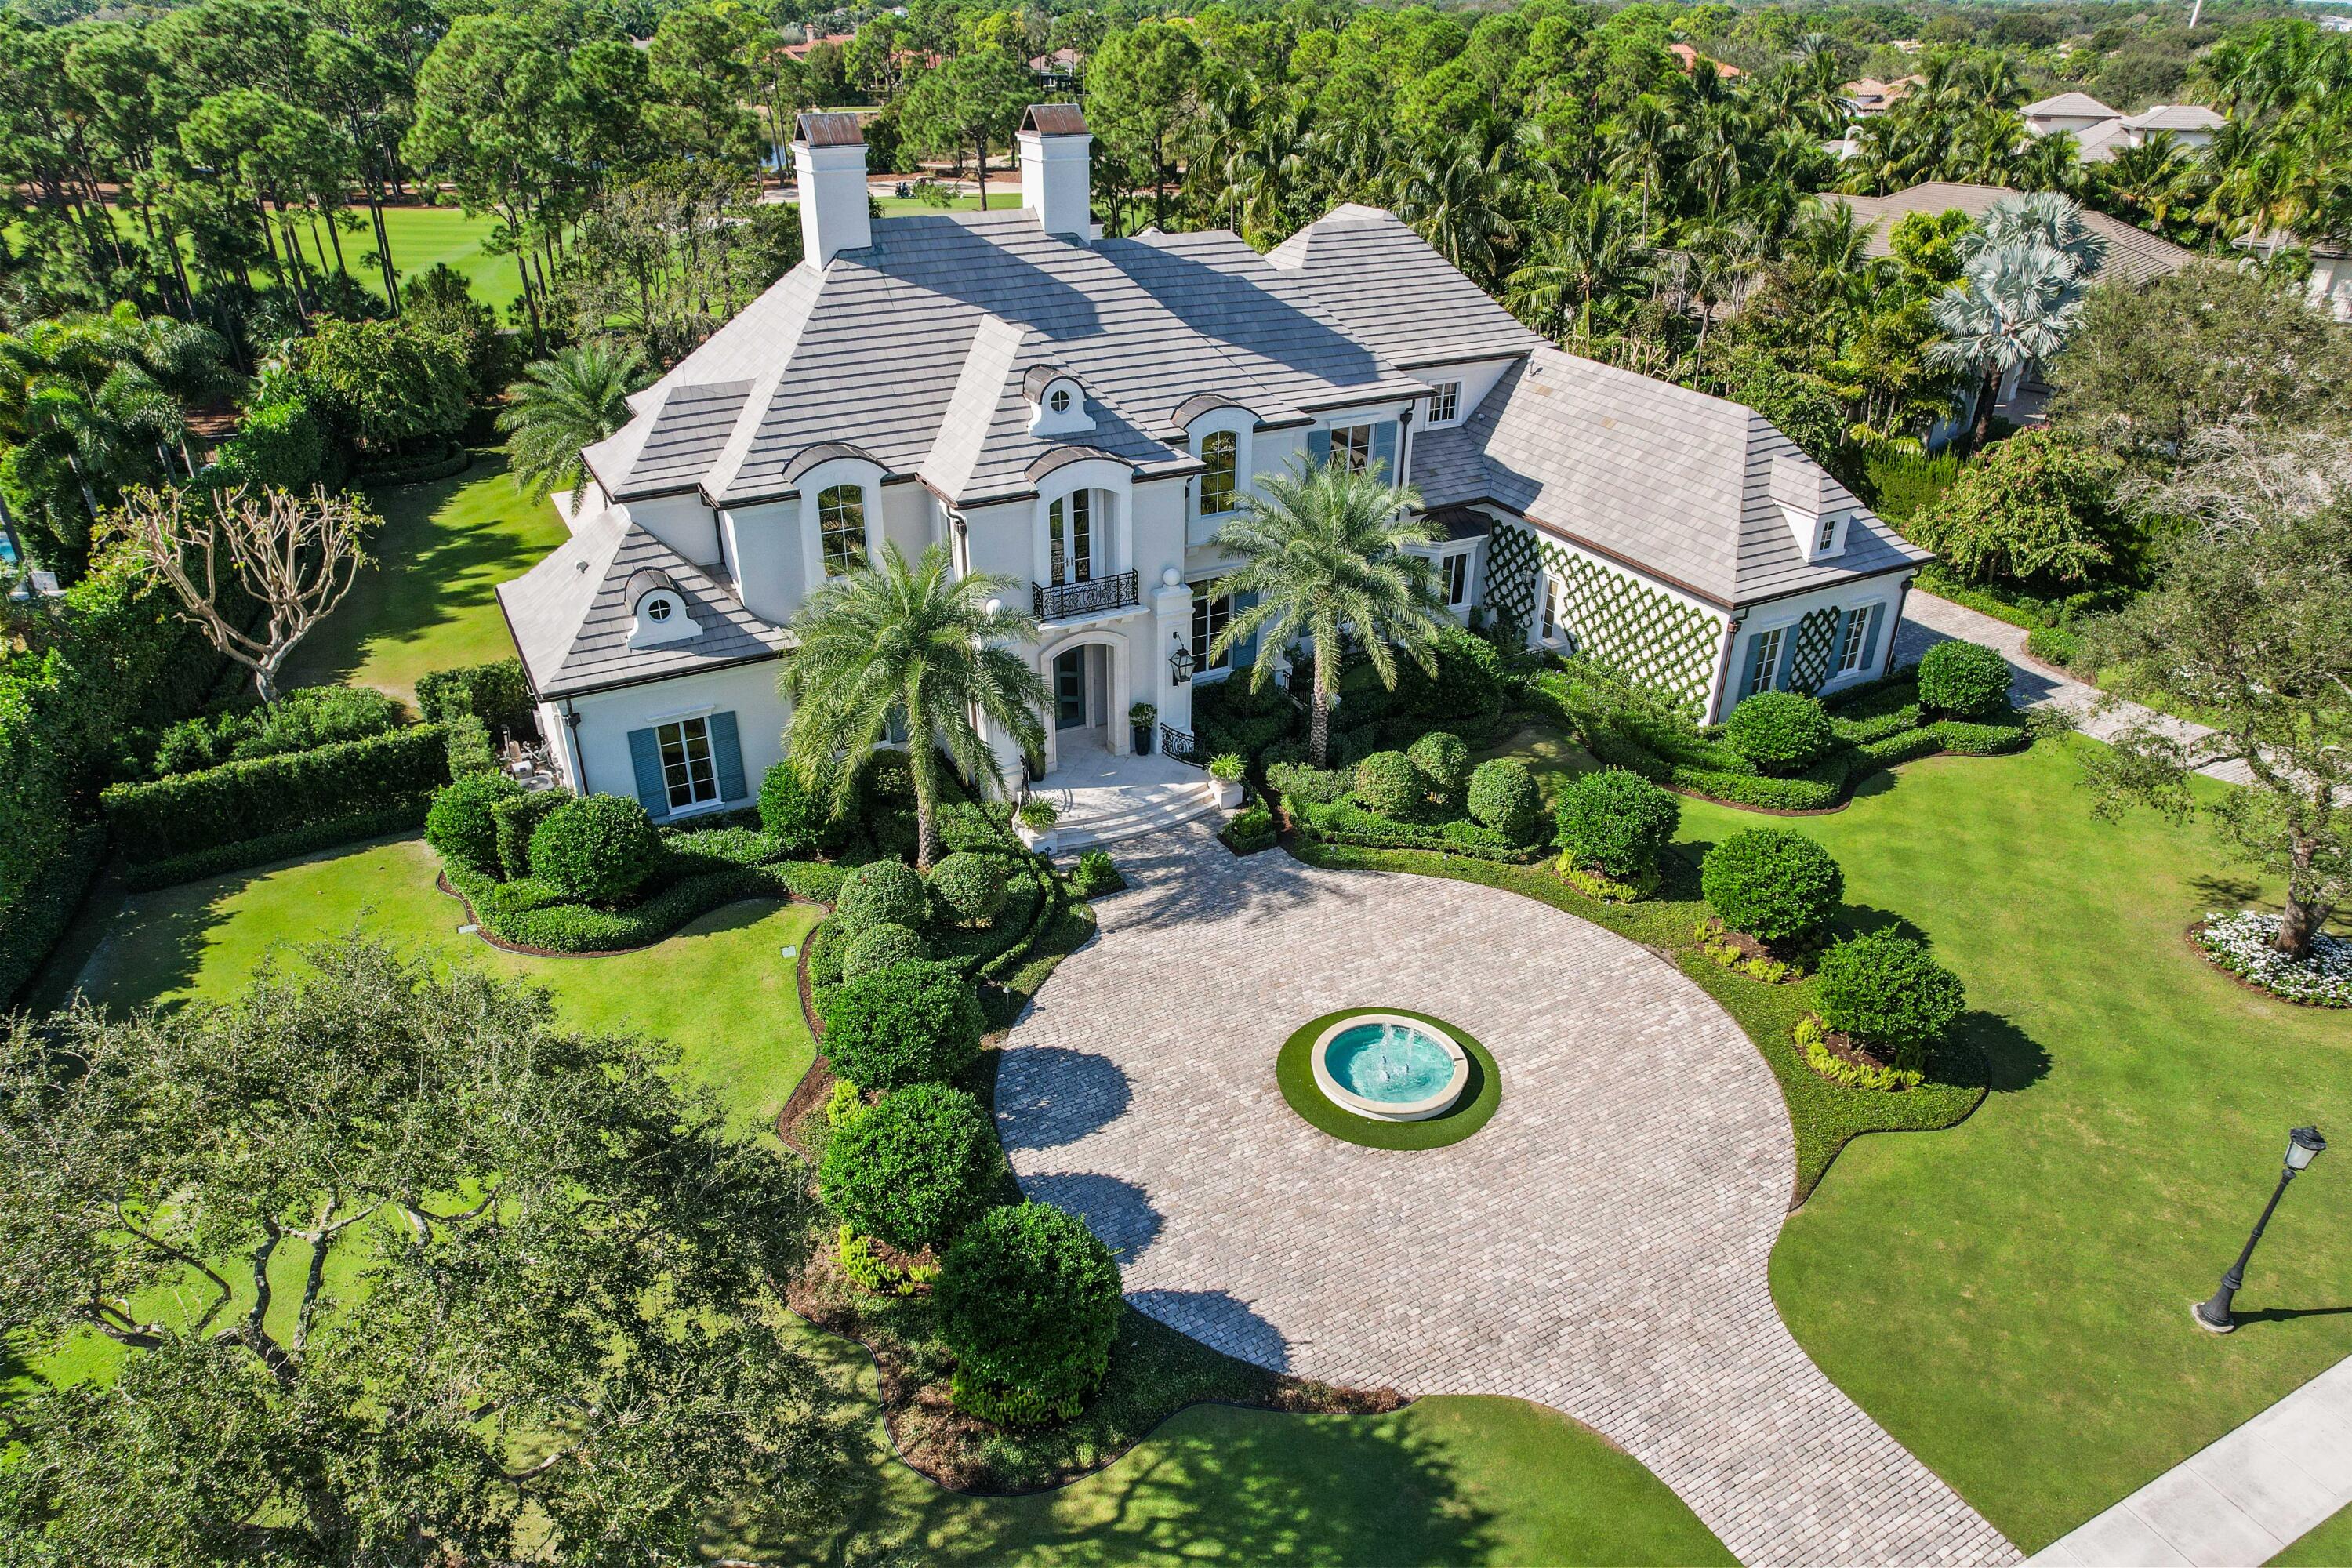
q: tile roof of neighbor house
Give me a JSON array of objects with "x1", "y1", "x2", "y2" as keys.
[
  {"x1": 2122, "y1": 103, "x2": 2227, "y2": 132},
  {"x1": 1264, "y1": 205, "x2": 1545, "y2": 368},
  {"x1": 2072, "y1": 118, "x2": 2136, "y2": 164},
  {"x1": 583, "y1": 206, "x2": 1433, "y2": 509},
  {"x1": 1668, "y1": 42, "x2": 1742, "y2": 77},
  {"x1": 1411, "y1": 349, "x2": 1929, "y2": 608},
  {"x1": 1818, "y1": 182, "x2": 2196, "y2": 285},
  {"x1": 498, "y1": 508, "x2": 790, "y2": 699},
  {"x1": 2023, "y1": 91, "x2": 2120, "y2": 120}
]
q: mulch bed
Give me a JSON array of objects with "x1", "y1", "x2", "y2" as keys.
[{"x1": 1809, "y1": 1022, "x2": 1898, "y2": 1076}]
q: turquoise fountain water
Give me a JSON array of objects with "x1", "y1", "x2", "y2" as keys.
[{"x1": 1323, "y1": 1018, "x2": 1457, "y2": 1105}]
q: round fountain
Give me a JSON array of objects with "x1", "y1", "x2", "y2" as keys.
[{"x1": 1309, "y1": 1012, "x2": 1471, "y2": 1122}]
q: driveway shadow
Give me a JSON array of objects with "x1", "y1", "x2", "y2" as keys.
[
  {"x1": 1129, "y1": 1287, "x2": 1294, "y2": 1373},
  {"x1": 1022, "y1": 1171, "x2": 1164, "y2": 1265},
  {"x1": 1098, "y1": 829, "x2": 1323, "y2": 935},
  {"x1": 995, "y1": 1046, "x2": 1133, "y2": 1150}
]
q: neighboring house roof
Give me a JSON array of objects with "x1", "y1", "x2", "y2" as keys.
[
  {"x1": 2022, "y1": 91, "x2": 2119, "y2": 121},
  {"x1": 589, "y1": 207, "x2": 1431, "y2": 509},
  {"x1": 497, "y1": 508, "x2": 790, "y2": 699},
  {"x1": 1819, "y1": 183, "x2": 2196, "y2": 285},
  {"x1": 1668, "y1": 42, "x2": 1742, "y2": 77},
  {"x1": 2122, "y1": 103, "x2": 2226, "y2": 132},
  {"x1": 1411, "y1": 349, "x2": 1929, "y2": 608},
  {"x1": 1842, "y1": 75, "x2": 1923, "y2": 111},
  {"x1": 2072, "y1": 118, "x2": 2135, "y2": 164},
  {"x1": 1265, "y1": 205, "x2": 1545, "y2": 369}
]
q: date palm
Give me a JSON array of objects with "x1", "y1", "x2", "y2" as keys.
[
  {"x1": 1207, "y1": 456, "x2": 1450, "y2": 768},
  {"x1": 1505, "y1": 184, "x2": 1653, "y2": 350},
  {"x1": 782, "y1": 542, "x2": 1049, "y2": 869},
  {"x1": 497, "y1": 339, "x2": 646, "y2": 502}
]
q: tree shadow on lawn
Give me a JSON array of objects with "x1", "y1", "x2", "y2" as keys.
[{"x1": 1950, "y1": 1009, "x2": 2052, "y2": 1095}]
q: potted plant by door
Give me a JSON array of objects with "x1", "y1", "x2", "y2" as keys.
[
  {"x1": 1129, "y1": 702, "x2": 1157, "y2": 755},
  {"x1": 1016, "y1": 797, "x2": 1060, "y2": 855},
  {"x1": 1207, "y1": 752, "x2": 1246, "y2": 808}
]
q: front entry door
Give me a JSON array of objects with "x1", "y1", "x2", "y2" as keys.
[{"x1": 1054, "y1": 648, "x2": 1087, "y2": 730}]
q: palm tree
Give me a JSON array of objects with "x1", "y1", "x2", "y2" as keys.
[
  {"x1": 1207, "y1": 456, "x2": 1452, "y2": 768},
  {"x1": 1392, "y1": 138, "x2": 1514, "y2": 288},
  {"x1": 2100, "y1": 132, "x2": 2191, "y2": 228},
  {"x1": 1505, "y1": 184, "x2": 1653, "y2": 350},
  {"x1": 1604, "y1": 95, "x2": 1680, "y2": 230},
  {"x1": 1928, "y1": 198, "x2": 2105, "y2": 454},
  {"x1": 782, "y1": 542, "x2": 1049, "y2": 869},
  {"x1": 497, "y1": 340, "x2": 646, "y2": 501}
]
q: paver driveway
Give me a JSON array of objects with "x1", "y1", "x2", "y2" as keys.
[{"x1": 996, "y1": 824, "x2": 2017, "y2": 1568}]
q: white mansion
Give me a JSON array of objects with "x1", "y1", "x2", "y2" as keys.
[{"x1": 498, "y1": 106, "x2": 1929, "y2": 822}]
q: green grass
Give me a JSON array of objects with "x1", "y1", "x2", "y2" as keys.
[
  {"x1": 873, "y1": 190, "x2": 1025, "y2": 216},
  {"x1": 372, "y1": 205, "x2": 524, "y2": 307},
  {"x1": 278, "y1": 454, "x2": 568, "y2": 706},
  {"x1": 2274, "y1": 1501, "x2": 2352, "y2": 1565},
  {"x1": 1275, "y1": 1007, "x2": 1503, "y2": 1150},
  {"x1": 1756, "y1": 739, "x2": 2352, "y2": 1551}
]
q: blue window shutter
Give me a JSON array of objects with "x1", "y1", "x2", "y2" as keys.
[
  {"x1": 708, "y1": 710, "x2": 746, "y2": 801},
  {"x1": 1860, "y1": 603, "x2": 1886, "y2": 670},
  {"x1": 1233, "y1": 590, "x2": 1258, "y2": 667},
  {"x1": 1371, "y1": 421, "x2": 1399, "y2": 482},
  {"x1": 627, "y1": 727, "x2": 670, "y2": 818},
  {"x1": 1738, "y1": 632, "x2": 1769, "y2": 700},
  {"x1": 1773, "y1": 631, "x2": 1798, "y2": 691},
  {"x1": 1308, "y1": 427, "x2": 1330, "y2": 469}
]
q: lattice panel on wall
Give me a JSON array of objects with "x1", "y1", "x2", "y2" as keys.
[
  {"x1": 1483, "y1": 522, "x2": 1726, "y2": 712},
  {"x1": 1784, "y1": 605, "x2": 1844, "y2": 695}
]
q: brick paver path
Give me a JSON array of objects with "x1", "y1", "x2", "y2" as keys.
[{"x1": 996, "y1": 826, "x2": 2019, "y2": 1568}]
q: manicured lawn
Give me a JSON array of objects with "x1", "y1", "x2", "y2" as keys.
[
  {"x1": 1753, "y1": 740, "x2": 2352, "y2": 1550},
  {"x1": 873, "y1": 190, "x2": 1025, "y2": 216},
  {"x1": 372, "y1": 205, "x2": 524, "y2": 307},
  {"x1": 2273, "y1": 1500, "x2": 2352, "y2": 1565},
  {"x1": 278, "y1": 454, "x2": 568, "y2": 706}
]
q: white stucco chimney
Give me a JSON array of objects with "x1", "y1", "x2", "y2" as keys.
[
  {"x1": 793, "y1": 111, "x2": 871, "y2": 266},
  {"x1": 1017, "y1": 103, "x2": 1094, "y2": 240}
]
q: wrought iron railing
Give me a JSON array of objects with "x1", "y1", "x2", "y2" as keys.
[
  {"x1": 1160, "y1": 724, "x2": 1200, "y2": 766},
  {"x1": 1033, "y1": 569, "x2": 1139, "y2": 622}
]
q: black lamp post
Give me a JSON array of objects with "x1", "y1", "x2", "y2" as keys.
[{"x1": 2195, "y1": 1126, "x2": 2326, "y2": 1334}]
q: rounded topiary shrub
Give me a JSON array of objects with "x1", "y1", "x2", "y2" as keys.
[
  {"x1": 1817, "y1": 927, "x2": 1966, "y2": 1066},
  {"x1": 527, "y1": 793, "x2": 662, "y2": 903},
  {"x1": 835, "y1": 858, "x2": 927, "y2": 935},
  {"x1": 820, "y1": 960, "x2": 985, "y2": 1091},
  {"x1": 1554, "y1": 768, "x2": 1681, "y2": 884},
  {"x1": 927, "y1": 852, "x2": 1008, "y2": 928},
  {"x1": 1723, "y1": 691, "x2": 1835, "y2": 775},
  {"x1": 425, "y1": 771, "x2": 522, "y2": 877},
  {"x1": 1466, "y1": 758, "x2": 1540, "y2": 844},
  {"x1": 1915, "y1": 640, "x2": 2012, "y2": 717},
  {"x1": 817, "y1": 1083, "x2": 1004, "y2": 1253},
  {"x1": 1406, "y1": 731, "x2": 1471, "y2": 804},
  {"x1": 758, "y1": 760, "x2": 829, "y2": 855},
  {"x1": 936, "y1": 1201, "x2": 1123, "y2": 1426},
  {"x1": 843, "y1": 921, "x2": 930, "y2": 981},
  {"x1": 1353, "y1": 750, "x2": 1423, "y2": 818},
  {"x1": 1699, "y1": 828, "x2": 1845, "y2": 944}
]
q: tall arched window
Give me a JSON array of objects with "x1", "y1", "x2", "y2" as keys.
[
  {"x1": 1199, "y1": 430, "x2": 1238, "y2": 516},
  {"x1": 818, "y1": 485, "x2": 866, "y2": 577},
  {"x1": 1047, "y1": 490, "x2": 1092, "y2": 586}
]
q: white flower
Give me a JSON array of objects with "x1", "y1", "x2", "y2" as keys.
[{"x1": 2194, "y1": 912, "x2": 2352, "y2": 1007}]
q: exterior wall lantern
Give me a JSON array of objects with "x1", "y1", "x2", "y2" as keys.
[{"x1": 1169, "y1": 636, "x2": 1194, "y2": 686}]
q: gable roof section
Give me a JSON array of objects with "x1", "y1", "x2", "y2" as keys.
[
  {"x1": 1411, "y1": 349, "x2": 1928, "y2": 608},
  {"x1": 2122, "y1": 103, "x2": 2225, "y2": 132},
  {"x1": 1265, "y1": 205, "x2": 1544, "y2": 369},
  {"x1": 498, "y1": 509, "x2": 789, "y2": 699},
  {"x1": 1817, "y1": 183, "x2": 2195, "y2": 285},
  {"x1": 2023, "y1": 91, "x2": 2118, "y2": 120}
]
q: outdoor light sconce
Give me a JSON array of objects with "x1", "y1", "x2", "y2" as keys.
[
  {"x1": 1169, "y1": 637, "x2": 1193, "y2": 686},
  {"x1": 2195, "y1": 1125, "x2": 2327, "y2": 1334}
]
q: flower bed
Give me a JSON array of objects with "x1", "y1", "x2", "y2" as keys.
[
  {"x1": 1796, "y1": 1013, "x2": 1923, "y2": 1092},
  {"x1": 2194, "y1": 913, "x2": 2352, "y2": 1007},
  {"x1": 1694, "y1": 916, "x2": 1811, "y2": 983}
]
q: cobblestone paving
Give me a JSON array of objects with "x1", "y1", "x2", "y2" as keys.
[{"x1": 996, "y1": 825, "x2": 2019, "y2": 1568}]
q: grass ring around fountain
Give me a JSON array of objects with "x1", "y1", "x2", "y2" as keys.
[{"x1": 1276, "y1": 1007, "x2": 1501, "y2": 1151}]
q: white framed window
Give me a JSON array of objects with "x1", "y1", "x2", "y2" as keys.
[
  {"x1": 656, "y1": 717, "x2": 720, "y2": 810},
  {"x1": 1836, "y1": 608, "x2": 1869, "y2": 672},
  {"x1": 1537, "y1": 573, "x2": 1568, "y2": 644},
  {"x1": 1049, "y1": 387, "x2": 1071, "y2": 413},
  {"x1": 1330, "y1": 423, "x2": 1374, "y2": 474},
  {"x1": 1199, "y1": 430, "x2": 1238, "y2": 516},
  {"x1": 1048, "y1": 490, "x2": 1093, "y2": 585},
  {"x1": 1442, "y1": 551, "x2": 1470, "y2": 608},
  {"x1": 1743, "y1": 626, "x2": 1785, "y2": 699},
  {"x1": 818, "y1": 485, "x2": 866, "y2": 577},
  {"x1": 1816, "y1": 514, "x2": 1838, "y2": 554},
  {"x1": 1428, "y1": 381, "x2": 1461, "y2": 424},
  {"x1": 1192, "y1": 586, "x2": 1231, "y2": 672}
]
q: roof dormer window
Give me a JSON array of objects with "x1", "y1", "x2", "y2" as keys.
[
  {"x1": 1025, "y1": 365, "x2": 1093, "y2": 436},
  {"x1": 626, "y1": 568, "x2": 699, "y2": 648},
  {"x1": 1770, "y1": 452, "x2": 1846, "y2": 563}
]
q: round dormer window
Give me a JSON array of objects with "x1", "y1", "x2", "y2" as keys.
[
  {"x1": 1050, "y1": 387, "x2": 1072, "y2": 413},
  {"x1": 647, "y1": 596, "x2": 672, "y2": 622}
]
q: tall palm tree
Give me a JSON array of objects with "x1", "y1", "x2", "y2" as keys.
[
  {"x1": 1505, "y1": 184, "x2": 1653, "y2": 350},
  {"x1": 1928, "y1": 227, "x2": 2100, "y2": 454},
  {"x1": 782, "y1": 542, "x2": 1049, "y2": 869},
  {"x1": 497, "y1": 340, "x2": 647, "y2": 501},
  {"x1": 1392, "y1": 138, "x2": 1514, "y2": 288},
  {"x1": 1604, "y1": 94, "x2": 1680, "y2": 230},
  {"x1": 2100, "y1": 132, "x2": 2191, "y2": 228},
  {"x1": 1207, "y1": 456, "x2": 1451, "y2": 768}
]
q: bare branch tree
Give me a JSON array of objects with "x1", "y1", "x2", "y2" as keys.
[{"x1": 114, "y1": 484, "x2": 376, "y2": 703}]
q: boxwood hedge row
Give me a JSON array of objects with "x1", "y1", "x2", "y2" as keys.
[{"x1": 101, "y1": 724, "x2": 453, "y2": 866}]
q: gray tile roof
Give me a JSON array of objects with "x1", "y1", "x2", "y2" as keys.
[
  {"x1": 2023, "y1": 92, "x2": 2118, "y2": 119},
  {"x1": 593, "y1": 209, "x2": 1428, "y2": 510},
  {"x1": 1820, "y1": 183, "x2": 2195, "y2": 285},
  {"x1": 1265, "y1": 205, "x2": 1546, "y2": 368},
  {"x1": 497, "y1": 508, "x2": 789, "y2": 699},
  {"x1": 1411, "y1": 349, "x2": 1929, "y2": 608},
  {"x1": 2122, "y1": 103, "x2": 2225, "y2": 132}
]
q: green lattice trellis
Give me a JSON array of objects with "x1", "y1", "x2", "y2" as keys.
[
  {"x1": 1484, "y1": 522, "x2": 1726, "y2": 712},
  {"x1": 1783, "y1": 605, "x2": 1843, "y2": 695}
]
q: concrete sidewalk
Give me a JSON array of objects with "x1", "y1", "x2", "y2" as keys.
[{"x1": 2029, "y1": 1355, "x2": 2352, "y2": 1566}]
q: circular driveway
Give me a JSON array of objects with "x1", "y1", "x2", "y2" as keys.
[{"x1": 996, "y1": 824, "x2": 2014, "y2": 1568}]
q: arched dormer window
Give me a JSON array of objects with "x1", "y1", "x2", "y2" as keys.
[
  {"x1": 1025, "y1": 365, "x2": 1092, "y2": 437},
  {"x1": 818, "y1": 485, "x2": 866, "y2": 576},
  {"x1": 1199, "y1": 430, "x2": 1238, "y2": 517},
  {"x1": 626, "y1": 568, "x2": 698, "y2": 648}
]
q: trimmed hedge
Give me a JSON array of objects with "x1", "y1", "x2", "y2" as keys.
[
  {"x1": 1722, "y1": 691, "x2": 1834, "y2": 774},
  {"x1": 1817, "y1": 927, "x2": 1966, "y2": 1067},
  {"x1": 414, "y1": 658, "x2": 535, "y2": 739},
  {"x1": 1554, "y1": 768, "x2": 1679, "y2": 885},
  {"x1": 102, "y1": 724, "x2": 452, "y2": 866},
  {"x1": 818, "y1": 958, "x2": 986, "y2": 1091},
  {"x1": 2024, "y1": 625, "x2": 2082, "y2": 669},
  {"x1": 425, "y1": 771, "x2": 521, "y2": 877},
  {"x1": 122, "y1": 797, "x2": 436, "y2": 892},
  {"x1": 448, "y1": 855, "x2": 840, "y2": 952},
  {"x1": 0, "y1": 826, "x2": 104, "y2": 1002},
  {"x1": 837, "y1": 858, "x2": 928, "y2": 934},
  {"x1": 1916, "y1": 640, "x2": 2013, "y2": 717},
  {"x1": 1289, "y1": 797, "x2": 1541, "y2": 862},
  {"x1": 928, "y1": 851, "x2": 1008, "y2": 927},
  {"x1": 1466, "y1": 758, "x2": 1540, "y2": 842},
  {"x1": 1353, "y1": 750, "x2": 1423, "y2": 818},
  {"x1": 844, "y1": 921, "x2": 930, "y2": 981},
  {"x1": 528, "y1": 793, "x2": 662, "y2": 902},
  {"x1": 1406, "y1": 731, "x2": 1471, "y2": 804},
  {"x1": 818, "y1": 1082, "x2": 1004, "y2": 1253},
  {"x1": 1700, "y1": 829, "x2": 1845, "y2": 944},
  {"x1": 937, "y1": 1201, "x2": 1124, "y2": 1426}
]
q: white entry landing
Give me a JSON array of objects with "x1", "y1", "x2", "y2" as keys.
[{"x1": 1033, "y1": 732, "x2": 1226, "y2": 851}]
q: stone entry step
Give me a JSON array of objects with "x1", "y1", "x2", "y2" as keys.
[{"x1": 1051, "y1": 778, "x2": 1224, "y2": 850}]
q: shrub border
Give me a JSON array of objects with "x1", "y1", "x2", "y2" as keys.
[{"x1": 122, "y1": 797, "x2": 437, "y2": 892}]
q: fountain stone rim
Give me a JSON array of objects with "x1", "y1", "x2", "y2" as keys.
[{"x1": 1308, "y1": 1011, "x2": 1471, "y2": 1123}]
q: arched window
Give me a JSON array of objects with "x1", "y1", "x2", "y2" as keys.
[
  {"x1": 1199, "y1": 430, "x2": 1238, "y2": 517},
  {"x1": 818, "y1": 485, "x2": 866, "y2": 577},
  {"x1": 1047, "y1": 490, "x2": 1092, "y2": 586}
]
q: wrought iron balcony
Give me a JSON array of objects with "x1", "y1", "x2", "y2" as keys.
[{"x1": 1032, "y1": 569, "x2": 1139, "y2": 622}]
